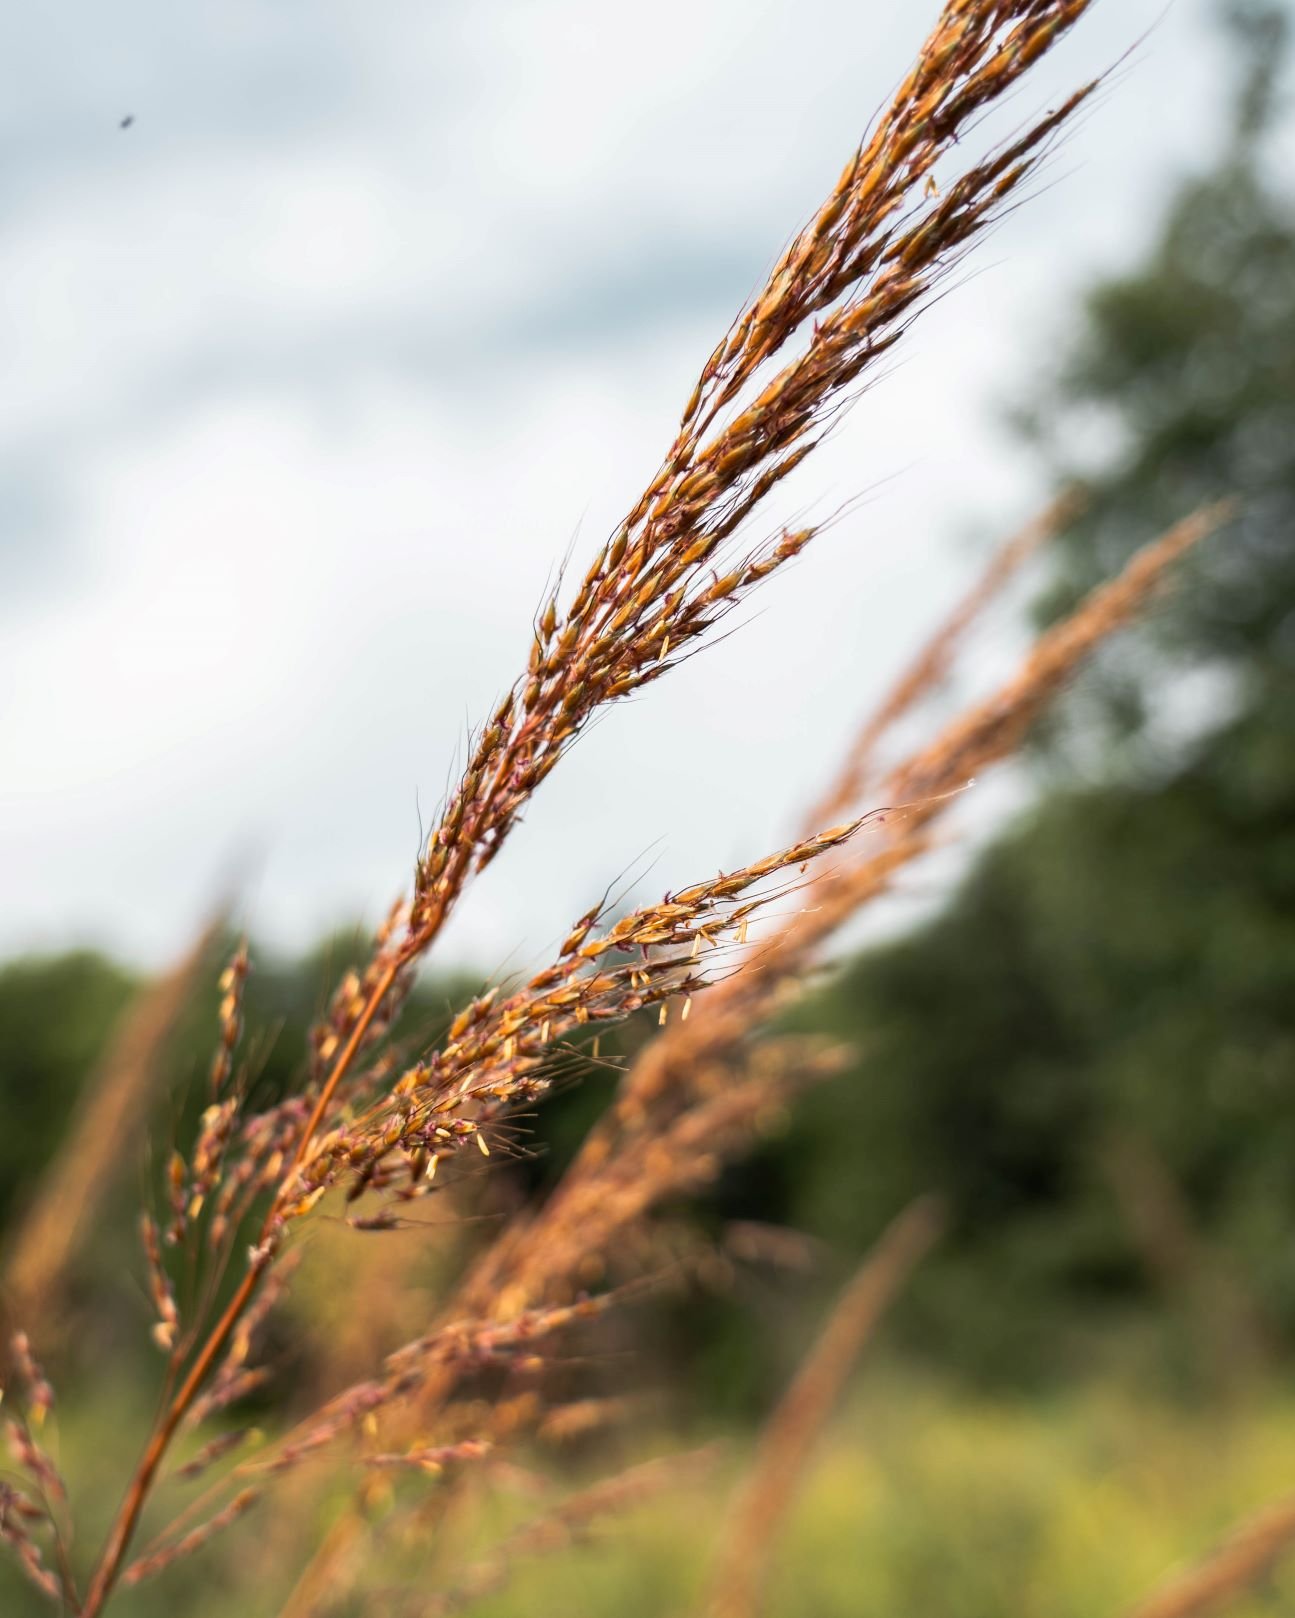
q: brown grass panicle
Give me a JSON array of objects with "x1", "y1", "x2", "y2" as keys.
[
  {"x1": 0, "y1": 4, "x2": 1196, "y2": 1615},
  {"x1": 292, "y1": 0, "x2": 1104, "y2": 1175},
  {"x1": 289, "y1": 806, "x2": 892, "y2": 1228},
  {"x1": 704, "y1": 1197, "x2": 946, "y2": 1618},
  {"x1": 260, "y1": 498, "x2": 1226, "y2": 1618},
  {"x1": 447, "y1": 505, "x2": 1228, "y2": 1335}
]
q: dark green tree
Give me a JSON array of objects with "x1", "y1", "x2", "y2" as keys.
[{"x1": 0, "y1": 952, "x2": 137, "y2": 1230}]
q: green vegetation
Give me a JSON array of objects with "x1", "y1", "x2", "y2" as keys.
[{"x1": 5, "y1": 1370, "x2": 1295, "y2": 1617}]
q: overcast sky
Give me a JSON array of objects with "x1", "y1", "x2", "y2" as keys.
[{"x1": 0, "y1": 1, "x2": 1258, "y2": 974}]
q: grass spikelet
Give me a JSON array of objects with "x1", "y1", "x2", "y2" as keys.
[
  {"x1": 140, "y1": 1214, "x2": 179, "y2": 1355},
  {"x1": 0, "y1": 1482, "x2": 63, "y2": 1604},
  {"x1": 8, "y1": 1333, "x2": 54, "y2": 1431},
  {"x1": 5, "y1": 1418, "x2": 67, "y2": 1508}
]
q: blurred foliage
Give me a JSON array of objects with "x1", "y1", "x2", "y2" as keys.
[
  {"x1": 0, "y1": 951, "x2": 136, "y2": 1228},
  {"x1": 5, "y1": 1370, "x2": 1295, "y2": 1617},
  {"x1": 1024, "y1": 4, "x2": 1295, "y2": 757},
  {"x1": 756, "y1": 1, "x2": 1295, "y2": 1386}
]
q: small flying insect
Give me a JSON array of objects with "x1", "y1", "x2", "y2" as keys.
[{"x1": 119, "y1": 115, "x2": 134, "y2": 130}]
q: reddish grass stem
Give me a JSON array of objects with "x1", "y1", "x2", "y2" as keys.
[
  {"x1": 80, "y1": 961, "x2": 400, "y2": 1618},
  {"x1": 80, "y1": 1263, "x2": 260, "y2": 1618}
]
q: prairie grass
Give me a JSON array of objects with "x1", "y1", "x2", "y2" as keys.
[{"x1": 0, "y1": 3, "x2": 1267, "y2": 1616}]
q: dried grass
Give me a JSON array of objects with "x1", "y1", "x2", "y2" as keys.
[
  {"x1": 703, "y1": 1197, "x2": 945, "y2": 1618},
  {"x1": 0, "y1": 5, "x2": 1235, "y2": 1614},
  {"x1": 451, "y1": 506, "x2": 1225, "y2": 1331},
  {"x1": 257, "y1": 497, "x2": 1224, "y2": 1618}
]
